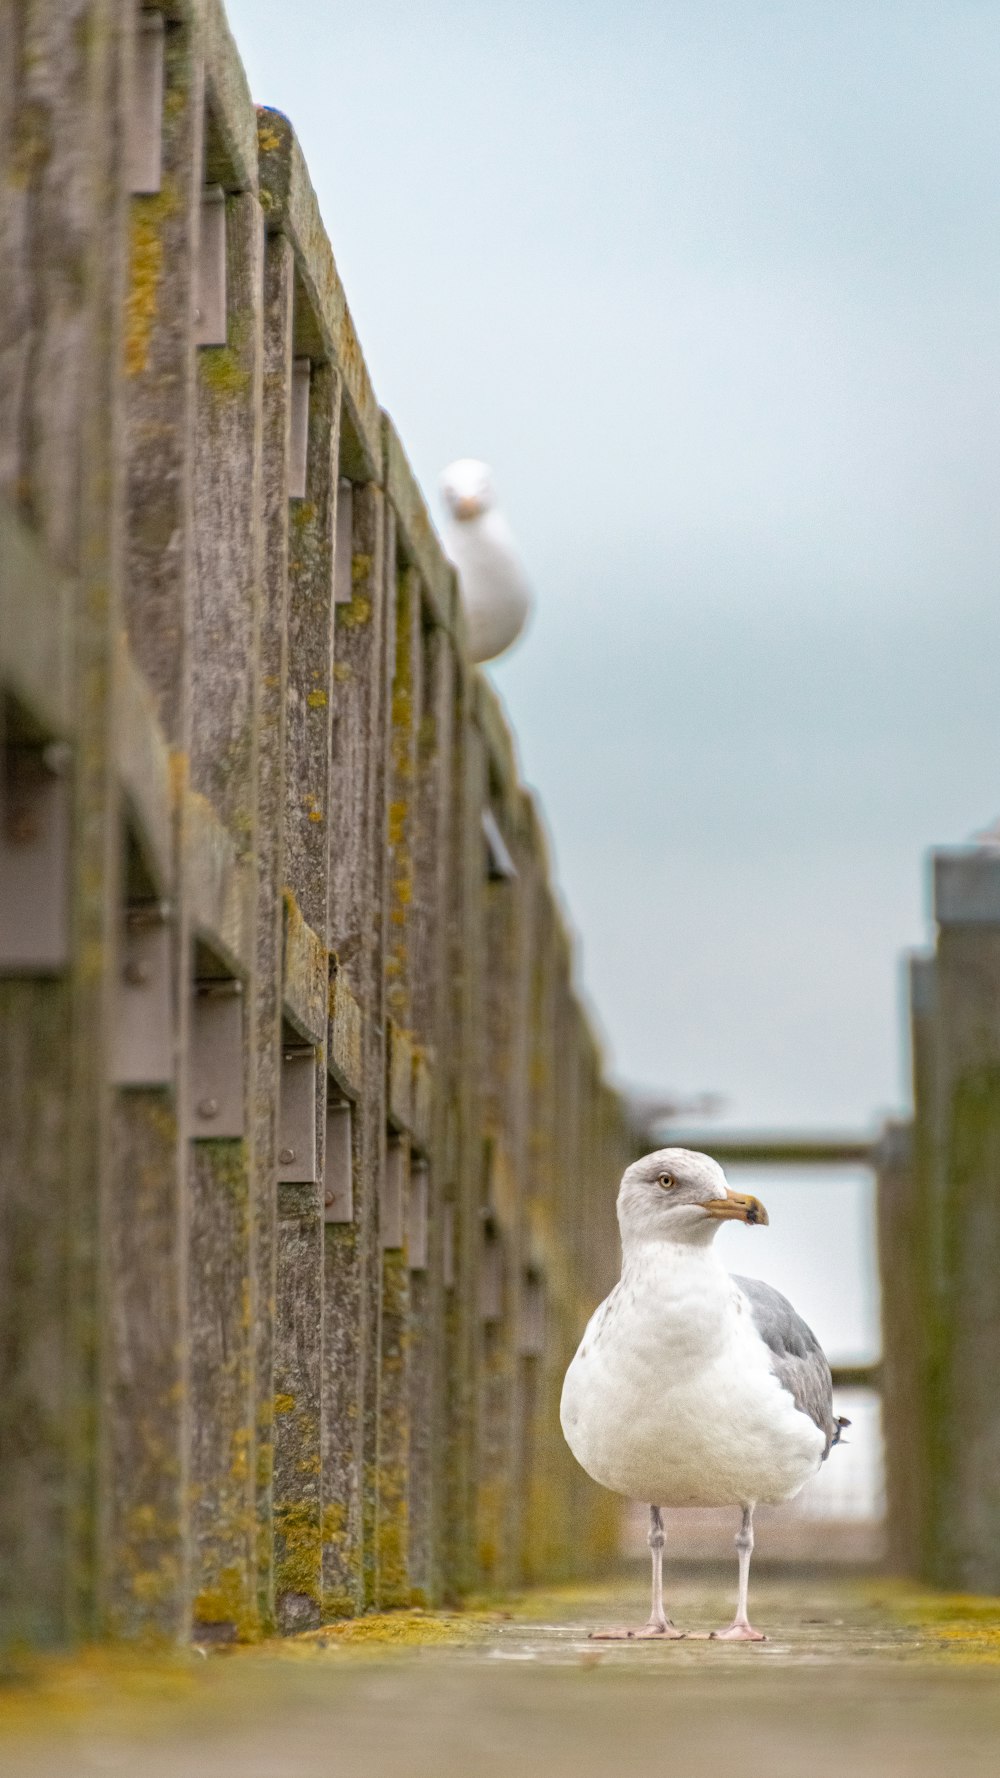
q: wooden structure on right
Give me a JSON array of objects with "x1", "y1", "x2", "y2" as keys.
[{"x1": 884, "y1": 847, "x2": 1000, "y2": 1591}]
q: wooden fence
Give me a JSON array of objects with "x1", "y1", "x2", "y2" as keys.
[
  {"x1": 0, "y1": 0, "x2": 631, "y2": 1646},
  {"x1": 883, "y1": 848, "x2": 1000, "y2": 1592}
]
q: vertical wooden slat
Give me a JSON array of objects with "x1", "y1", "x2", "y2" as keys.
[
  {"x1": 373, "y1": 560, "x2": 423, "y2": 1606},
  {"x1": 253, "y1": 224, "x2": 294, "y2": 1631},
  {"x1": 0, "y1": 0, "x2": 129, "y2": 1646},
  {"x1": 272, "y1": 358, "x2": 340, "y2": 1632},
  {"x1": 406, "y1": 619, "x2": 455, "y2": 1604},
  {"x1": 440, "y1": 679, "x2": 487, "y2": 1595},
  {"x1": 187, "y1": 181, "x2": 263, "y2": 1644},
  {"x1": 101, "y1": 4, "x2": 206, "y2": 1644},
  {"x1": 326, "y1": 481, "x2": 390, "y2": 1615},
  {"x1": 924, "y1": 854, "x2": 1000, "y2": 1591}
]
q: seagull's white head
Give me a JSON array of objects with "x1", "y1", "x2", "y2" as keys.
[
  {"x1": 440, "y1": 458, "x2": 497, "y2": 523},
  {"x1": 617, "y1": 1147, "x2": 769, "y2": 1250}
]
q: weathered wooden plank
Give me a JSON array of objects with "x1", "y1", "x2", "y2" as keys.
[
  {"x1": 187, "y1": 180, "x2": 263, "y2": 1645},
  {"x1": 0, "y1": 502, "x2": 74, "y2": 741},
  {"x1": 324, "y1": 482, "x2": 390, "y2": 1616},
  {"x1": 272, "y1": 330, "x2": 339, "y2": 1632},
  {"x1": 251, "y1": 222, "x2": 293, "y2": 1630},
  {"x1": 282, "y1": 892, "x2": 327, "y2": 1047},
  {"x1": 373, "y1": 555, "x2": 425, "y2": 1607},
  {"x1": 257, "y1": 110, "x2": 380, "y2": 481},
  {"x1": 440, "y1": 676, "x2": 488, "y2": 1595},
  {"x1": 202, "y1": 0, "x2": 258, "y2": 197},
  {"x1": 102, "y1": 0, "x2": 206, "y2": 1646},
  {"x1": 383, "y1": 417, "x2": 456, "y2": 638},
  {"x1": 925, "y1": 853, "x2": 1000, "y2": 1590}
]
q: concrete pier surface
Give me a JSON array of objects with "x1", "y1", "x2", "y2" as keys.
[{"x1": 4, "y1": 1571, "x2": 1000, "y2": 1778}]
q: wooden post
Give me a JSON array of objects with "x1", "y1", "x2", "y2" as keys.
[
  {"x1": 927, "y1": 850, "x2": 1000, "y2": 1589},
  {"x1": 407, "y1": 619, "x2": 455, "y2": 1604},
  {"x1": 272, "y1": 356, "x2": 340, "y2": 1633},
  {"x1": 187, "y1": 174, "x2": 264, "y2": 1645},
  {"x1": 253, "y1": 223, "x2": 295, "y2": 1631},
  {"x1": 874, "y1": 1117, "x2": 921, "y2": 1574},
  {"x1": 326, "y1": 480, "x2": 390, "y2": 1615},
  {"x1": 374, "y1": 553, "x2": 422, "y2": 1607},
  {"x1": 103, "y1": 6, "x2": 207, "y2": 1643}
]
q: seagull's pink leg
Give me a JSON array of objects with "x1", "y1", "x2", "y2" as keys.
[
  {"x1": 711, "y1": 1503, "x2": 767, "y2": 1641},
  {"x1": 590, "y1": 1505, "x2": 686, "y2": 1640}
]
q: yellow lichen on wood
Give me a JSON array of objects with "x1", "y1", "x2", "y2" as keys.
[
  {"x1": 274, "y1": 1501, "x2": 322, "y2": 1603},
  {"x1": 124, "y1": 186, "x2": 177, "y2": 377}
]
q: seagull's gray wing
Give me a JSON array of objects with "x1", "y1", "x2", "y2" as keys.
[{"x1": 733, "y1": 1275, "x2": 842, "y2": 1458}]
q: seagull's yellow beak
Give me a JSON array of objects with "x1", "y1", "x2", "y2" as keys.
[
  {"x1": 704, "y1": 1188, "x2": 769, "y2": 1227},
  {"x1": 453, "y1": 494, "x2": 484, "y2": 520}
]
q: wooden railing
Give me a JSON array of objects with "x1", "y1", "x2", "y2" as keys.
[{"x1": 0, "y1": 0, "x2": 630, "y2": 1646}]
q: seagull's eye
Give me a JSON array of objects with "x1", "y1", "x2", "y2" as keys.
[{"x1": 657, "y1": 1172, "x2": 675, "y2": 1190}]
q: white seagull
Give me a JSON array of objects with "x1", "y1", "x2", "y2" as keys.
[
  {"x1": 440, "y1": 458, "x2": 532, "y2": 664},
  {"x1": 560, "y1": 1148, "x2": 847, "y2": 1641}
]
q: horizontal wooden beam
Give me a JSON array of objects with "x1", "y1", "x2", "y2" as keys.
[
  {"x1": 659, "y1": 1132, "x2": 879, "y2": 1167},
  {"x1": 831, "y1": 1362, "x2": 882, "y2": 1391}
]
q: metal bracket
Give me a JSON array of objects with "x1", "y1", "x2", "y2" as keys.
[
  {"x1": 127, "y1": 12, "x2": 165, "y2": 195},
  {"x1": 194, "y1": 185, "x2": 227, "y2": 347},
  {"x1": 323, "y1": 1098, "x2": 353, "y2": 1222},
  {"x1": 188, "y1": 978, "x2": 244, "y2": 1139},
  {"x1": 382, "y1": 1137, "x2": 407, "y2": 1250},
  {"x1": 112, "y1": 901, "x2": 173, "y2": 1087},
  {"x1": 408, "y1": 1159, "x2": 429, "y2": 1270},
  {"x1": 0, "y1": 743, "x2": 72, "y2": 974},
  {"x1": 482, "y1": 808, "x2": 517, "y2": 882},
  {"x1": 278, "y1": 1046, "x2": 318, "y2": 1184}
]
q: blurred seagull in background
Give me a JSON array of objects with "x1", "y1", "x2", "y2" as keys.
[
  {"x1": 440, "y1": 458, "x2": 532, "y2": 664},
  {"x1": 561, "y1": 1148, "x2": 848, "y2": 1642}
]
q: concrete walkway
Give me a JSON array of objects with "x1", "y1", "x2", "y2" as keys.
[{"x1": 4, "y1": 1571, "x2": 1000, "y2": 1778}]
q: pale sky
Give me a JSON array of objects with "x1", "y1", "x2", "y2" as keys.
[{"x1": 226, "y1": 1, "x2": 1000, "y2": 1359}]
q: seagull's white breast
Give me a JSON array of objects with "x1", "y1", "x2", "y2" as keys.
[
  {"x1": 560, "y1": 1244, "x2": 825, "y2": 1508},
  {"x1": 443, "y1": 509, "x2": 531, "y2": 664}
]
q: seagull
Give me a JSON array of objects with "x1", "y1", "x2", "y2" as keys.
[
  {"x1": 560, "y1": 1148, "x2": 847, "y2": 1642},
  {"x1": 439, "y1": 458, "x2": 532, "y2": 664}
]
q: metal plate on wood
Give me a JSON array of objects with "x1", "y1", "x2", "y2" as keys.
[
  {"x1": 324, "y1": 1099, "x2": 353, "y2": 1222},
  {"x1": 278, "y1": 1047, "x2": 318, "y2": 1183},
  {"x1": 189, "y1": 981, "x2": 244, "y2": 1138},
  {"x1": 194, "y1": 186, "x2": 227, "y2": 347},
  {"x1": 112, "y1": 905, "x2": 173, "y2": 1087},
  {"x1": 382, "y1": 1138, "x2": 407, "y2": 1250},
  {"x1": 0, "y1": 744, "x2": 71, "y2": 974},
  {"x1": 482, "y1": 807, "x2": 517, "y2": 882},
  {"x1": 408, "y1": 1160, "x2": 428, "y2": 1270},
  {"x1": 127, "y1": 12, "x2": 165, "y2": 194}
]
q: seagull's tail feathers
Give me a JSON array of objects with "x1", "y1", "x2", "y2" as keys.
[{"x1": 832, "y1": 1415, "x2": 851, "y2": 1448}]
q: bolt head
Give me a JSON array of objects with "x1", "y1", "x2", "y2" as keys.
[
  {"x1": 279, "y1": 1146, "x2": 296, "y2": 1165},
  {"x1": 198, "y1": 1097, "x2": 219, "y2": 1119}
]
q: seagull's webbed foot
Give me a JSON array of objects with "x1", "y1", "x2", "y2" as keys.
[
  {"x1": 590, "y1": 1618, "x2": 686, "y2": 1642},
  {"x1": 710, "y1": 1621, "x2": 766, "y2": 1642}
]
